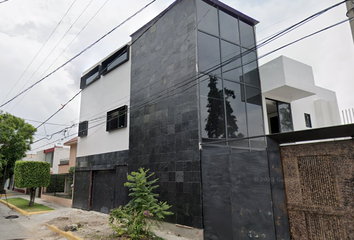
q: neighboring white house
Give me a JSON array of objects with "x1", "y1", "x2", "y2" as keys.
[
  {"x1": 76, "y1": 43, "x2": 131, "y2": 158},
  {"x1": 37, "y1": 146, "x2": 70, "y2": 174},
  {"x1": 260, "y1": 55, "x2": 341, "y2": 134}
]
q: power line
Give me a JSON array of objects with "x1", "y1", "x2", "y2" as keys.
[
  {"x1": 0, "y1": 0, "x2": 156, "y2": 109},
  {"x1": 0, "y1": 0, "x2": 10, "y2": 4},
  {"x1": 36, "y1": 90, "x2": 82, "y2": 129},
  {"x1": 32, "y1": 15, "x2": 353, "y2": 149},
  {"x1": 74, "y1": 0, "x2": 346, "y2": 123},
  {"x1": 8, "y1": 0, "x2": 97, "y2": 112},
  {"x1": 1, "y1": 0, "x2": 78, "y2": 107},
  {"x1": 30, "y1": 1, "x2": 350, "y2": 147},
  {"x1": 23, "y1": 118, "x2": 72, "y2": 126}
]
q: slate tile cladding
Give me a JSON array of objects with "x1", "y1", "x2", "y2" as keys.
[
  {"x1": 129, "y1": 0, "x2": 203, "y2": 228},
  {"x1": 75, "y1": 150, "x2": 129, "y2": 168}
]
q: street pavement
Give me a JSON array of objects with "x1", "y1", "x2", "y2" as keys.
[{"x1": 0, "y1": 190, "x2": 70, "y2": 240}]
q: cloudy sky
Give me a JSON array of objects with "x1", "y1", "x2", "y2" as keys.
[{"x1": 0, "y1": 0, "x2": 353, "y2": 153}]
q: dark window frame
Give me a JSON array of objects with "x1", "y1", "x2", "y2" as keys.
[
  {"x1": 80, "y1": 65, "x2": 100, "y2": 89},
  {"x1": 101, "y1": 45, "x2": 129, "y2": 76},
  {"x1": 106, "y1": 105, "x2": 128, "y2": 132},
  {"x1": 78, "y1": 121, "x2": 88, "y2": 137},
  {"x1": 265, "y1": 98, "x2": 294, "y2": 133},
  {"x1": 304, "y1": 113, "x2": 312, "y2": 128}
]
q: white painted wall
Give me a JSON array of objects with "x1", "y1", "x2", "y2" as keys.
[
  {"x1": 52, "y1": 147, "x2": 70, "y2": 174},
  {"x1": 36, "y1": 150, "x2": 45, "y2": 162},
  {"x1": 77, "y1": 47, "x2": 131, "y2": 157},
  {"x1": 260, "y1": 56, "x2": 341, "y2": 134}
]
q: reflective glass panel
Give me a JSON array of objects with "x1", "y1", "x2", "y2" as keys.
[
  {"x1": 223, "y1": 80, "x2": 247, "y2": 138},
  {"x1": 86, "y1": 71, "x2": 99, "y2": 85},
  {"x1": 219, "y1": 10, "x2": 240, "y2": 44},
  {"x1": 278, "y1": 102, "x2": 293, "y2": 132},
  {"x1": 245, "y1": 87, "x2": 264, "y2": 137},
  {"x1": 107, "y1": 52, "x2": 128, "y2": 72},
  {"x1": 196, "y1": 0, "x2": 219, "y2": 36},
  {"x1": 198, "y1": 31, "x2": 221, "y2": 75},
  {"x1": 200, "y1": 96, "x2": 225, "y2": 139},
  {"x1": 250, "y1": 137, "x2": 266, "y2": 149},
  {"x1": 241, "y1": 48, "x2": 260, "y2": 87},
  {"x1": 239, "y1": 20, "x2": 255, "y2": 49},
  {"x1": 200, "y1": 75, "x2": 223, "y2": 99},
  {"x1": 221, "y1": 40, "x2": 242, "y2": 82}
]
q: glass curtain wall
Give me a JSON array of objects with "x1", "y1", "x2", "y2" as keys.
[{"x1": 197, "y1": 0, "x2": 265, "y2": 150}]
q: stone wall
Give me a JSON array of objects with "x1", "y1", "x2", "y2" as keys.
[
  {"x1": 129, "y1": 0, "x2": 202, "y2": 228},
  {"x1": 281, "y1": 140, "x2": 354, "y2": 239}
]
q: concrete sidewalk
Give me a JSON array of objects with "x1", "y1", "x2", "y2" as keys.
[{"x1": 0, "y1": 189, "x2": 71, "y2": 240}]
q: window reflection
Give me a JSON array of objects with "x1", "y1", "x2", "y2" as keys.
[
  {"x1": 223, "y1": 80, "x2": 247, "y2": 138},
  {"x1": 221, "y1": 40, "x2": 242, "y2": 82},
  {"x1": 196, "y1": 0, "x2": 219, "y2": 36},
  {"x1": 278, "y1": 103, "x2": 293, "y2": 132},
  {"x1": 202, "y1": 76, "x2": 225, "y2": 138},
  {"x1": 245, "y1": 87, "x2": 264, "y2": 137},
  {"x1": 197, "y1": 31, "x2": 221, "y2": 75},
  {"x1": 239, "y1": 20, "x2": 255, "y2": 49},
  {"x1": 241, "y1": 48, "x2": 260, "y2": 87},
  {"x1": 219, "y1": 10, "x2": 240, "y2": 44}
]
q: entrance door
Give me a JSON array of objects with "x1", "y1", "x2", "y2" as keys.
[{"x1": 91, "y1": 170, "x2": 115, "y2": 213}]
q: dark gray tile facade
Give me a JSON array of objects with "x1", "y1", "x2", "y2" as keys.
[{"x1": 129, "y1": 0, "x2": 202, "y2": 228}]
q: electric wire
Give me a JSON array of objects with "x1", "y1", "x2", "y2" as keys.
[
  {"x1": 0, "y1": 0, "x2": 156, "y2": 109},
  {"x1": 0, "y1": 0, "x2": 11, "y2": 4},
  {"x1": 30, "y1": 1, "x2": 350, "y2": 147},
  {"x1": 8, "y1": 0, "x2": 97, "y2": 111},
  {"x1": 1, "y1": 0, "x2": 78, "y2": 107},
  {"x1": 31, "y1": 13, "x2": 353, "y2": 151},
  {"x1": 74, "y1": 0, "x2": 346, "y2": 124}
]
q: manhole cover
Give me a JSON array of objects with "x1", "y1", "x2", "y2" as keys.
[{"x1": 5, "y1": 215, "x2": 19, "y2": 219}]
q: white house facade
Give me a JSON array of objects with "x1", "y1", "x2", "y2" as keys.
[
  {"x1": 76, "y1": 44, "x2": 131, "y2": 158},
  {"x1": 260, "y1": 55, "x2": 341, "y2": 134}
]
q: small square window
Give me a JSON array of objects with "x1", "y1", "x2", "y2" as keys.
[
  {"x1": 304, "y1": 113, "x2": 312, "y2": 128},
  {"x1": 78, "y1": 121, "x2": 88, "y2": 137},
  {"x1": 106, "y1": 106, "x2": 127, "y2": 131}
]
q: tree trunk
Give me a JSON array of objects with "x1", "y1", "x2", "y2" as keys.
[
  {"x1": 0, "y1": 168, "x2": 7, "y2": 194},
  {"x1": 28, "y1": 187, "x2": 36, "y2": 206}
]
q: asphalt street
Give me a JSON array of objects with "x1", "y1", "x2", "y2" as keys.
[{"x1": 0, "y1": 190, "x2": 69, "y2": 240}]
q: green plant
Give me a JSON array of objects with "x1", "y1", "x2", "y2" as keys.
[
  {"x1": 0, "y1": 111, "x2": 36, "y2": 193},
  {"x1": 67, "y1": 166, "x2": 74, "y2": 197},
  {"x1": 14, "y1": 161, "x2": 50, "y2": 205},
  {"x1": 109, "y1": 168, "x2": 173, "y2": 239}
]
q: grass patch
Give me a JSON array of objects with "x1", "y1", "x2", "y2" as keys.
[{"x1": 3, "y1": 197, "x2": 54, "y2": 212}]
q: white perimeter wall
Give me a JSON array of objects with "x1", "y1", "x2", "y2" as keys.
[{"x1": 77, "y1": 55, "x2": 131, "y2": 157}]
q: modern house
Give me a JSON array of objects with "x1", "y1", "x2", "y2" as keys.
[
  {"x1": 74, "y1": 0, "x2": 262, "y2": 231},
  {"x1": 72, "y1": 0, "x2": 354, "y2": 239},
  {"x1": 37, "y1": 145, "x2": 70, "y2": 174},
  {"x1": 259, "y1": 55, "x2": 341, "y2": 134}
]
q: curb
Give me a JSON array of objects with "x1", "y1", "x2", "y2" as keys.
[
  {"x1": 46, "y1": 224, "x2": 84, "y2": 240},
  {"x1": 0, "y1": 199, "x2": 55, "y2": 216}
]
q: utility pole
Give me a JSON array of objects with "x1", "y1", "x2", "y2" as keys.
[{"x1": 347, "y1": 0, "x2": 354, "y2": 42}]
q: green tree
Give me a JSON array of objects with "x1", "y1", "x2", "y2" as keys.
[
  {"x1": 14, "y1": 161, "x2": 50, "y2": 206},
  {"x1": 0, "y1": 112, "x2": 36, "y2": 193}
]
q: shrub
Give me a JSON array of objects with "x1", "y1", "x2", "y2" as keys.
[
  {"x1": 109, "y1": 168, "x2": 173, "y2": 239},
  {"x1": 14, "y1": 161, "x2": 50, "y2": 205}
]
